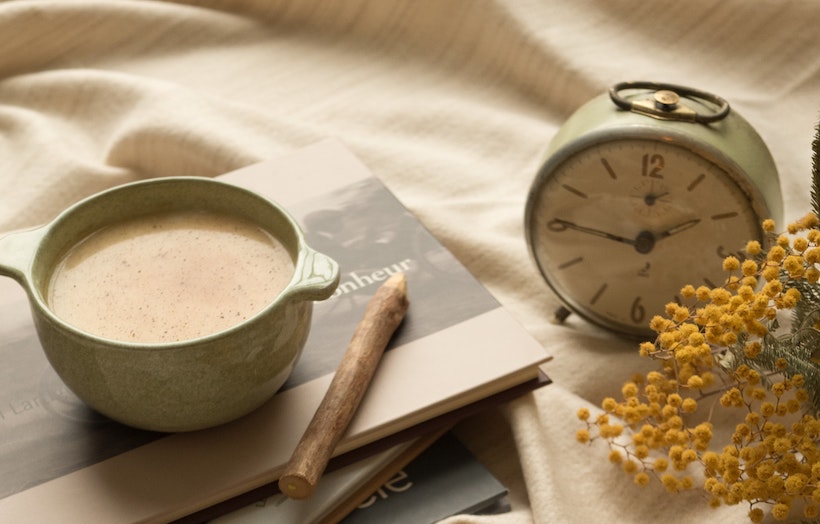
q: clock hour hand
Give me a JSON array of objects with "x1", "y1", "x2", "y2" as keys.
[
  {"x1": 547, "y1": 218, "x2": 637, "y2": 246},
  {"x1": 634, "y1": 218, "x2": 700, "y2": 254},
  {"x1": 656, "y1": 218, "x2": 701, "y2": 239}
]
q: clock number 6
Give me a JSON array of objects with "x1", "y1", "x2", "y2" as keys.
[
  {"x1": 631, "y1": 296, "x2": 645, "y2": 324},
  {"x1": 641, "y1": 153, "x2": 664, "y2": 179}
]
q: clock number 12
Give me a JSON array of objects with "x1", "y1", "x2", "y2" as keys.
[{"x1": 642, "y1": 154, "x2": 664, "y2": 179}]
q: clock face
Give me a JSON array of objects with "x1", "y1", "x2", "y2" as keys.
[{"x1": 527, "y1": 137, "x2": 763, "y2": 337}]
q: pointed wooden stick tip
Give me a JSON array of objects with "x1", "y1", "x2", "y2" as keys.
[{"x1": 385, "y1": 271, "x2": 407, "y2": 292}]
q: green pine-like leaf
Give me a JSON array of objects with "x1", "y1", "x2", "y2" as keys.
[
  {"x1": 787, "y1": 117, "x2": 820, "y2": 413},
  {"x1": 812, "y1": 119, "x2": 820, "y2": 217}
]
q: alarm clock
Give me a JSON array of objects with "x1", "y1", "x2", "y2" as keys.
[{"x1": 525, "y1": 81, "x2": 783, "y2": 338}]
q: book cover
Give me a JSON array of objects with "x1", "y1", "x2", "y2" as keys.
[
  {"x1": 0, "y1": 140, "x2": 550, "y2": 522},
  {"x1": 342, "y1": 433, "x2": 509, "y2": 524}
]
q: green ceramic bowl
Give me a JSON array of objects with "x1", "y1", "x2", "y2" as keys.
[{"x1": 0, "y1": 177, "x2": 339, "y2": 432}]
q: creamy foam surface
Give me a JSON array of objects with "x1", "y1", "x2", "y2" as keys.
[{"x1": 48, "y1": 210, "x2": 294, "y2": 343}]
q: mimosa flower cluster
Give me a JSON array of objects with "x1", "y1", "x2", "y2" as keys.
[{"x1": 577, "y1": 213, "x2": 820, "y2": 523}]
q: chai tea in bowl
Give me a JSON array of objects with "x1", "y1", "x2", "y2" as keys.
[{"x1": 0, "y1": 177, "x2": 339, "y2": 432}]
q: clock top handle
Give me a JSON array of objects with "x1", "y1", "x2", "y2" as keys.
[{"x1": 609, "y1": 81, "x2": 731, "y2": 124}]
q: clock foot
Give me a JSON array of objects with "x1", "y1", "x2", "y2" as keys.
[{"x1": 553, "y1": 306, "x2": 572, "y2": 324}]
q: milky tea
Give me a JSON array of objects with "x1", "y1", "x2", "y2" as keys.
[{"x1": 48, "y1": 210, "x2": 294, "y2": 343}]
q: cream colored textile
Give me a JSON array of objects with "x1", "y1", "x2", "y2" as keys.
[{"x1": 2, "y1": 1, "x2": 819, "y2": 522}]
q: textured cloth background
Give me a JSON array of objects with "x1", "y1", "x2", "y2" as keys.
[{"x1": 1, "y1": 1, "x2": 819, "y2": 522}]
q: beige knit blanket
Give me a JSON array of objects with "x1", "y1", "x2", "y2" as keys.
[{"x1": 2, "y1": 1, "x2": 819, "y2": 522}]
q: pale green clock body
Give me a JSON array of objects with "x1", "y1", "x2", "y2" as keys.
[{"x1": 526, "y1": 84, "x2": 783, "y2": 338}]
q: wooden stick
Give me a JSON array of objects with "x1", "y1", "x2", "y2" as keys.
[{"x1": 278, "y1": 272, "x2": 409, "y2": 500}]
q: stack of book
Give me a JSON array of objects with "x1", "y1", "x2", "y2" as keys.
[
  {"x1": 216, "y1": 431, "x2": 511, "y2": 523},
  {"x1": 0, "y1": 141, "x2": 551, "y2": 523}
]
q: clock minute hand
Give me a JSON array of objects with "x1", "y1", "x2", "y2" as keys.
[{"x1": 548, "y1": 218, "x2": 637, "y2": 246}]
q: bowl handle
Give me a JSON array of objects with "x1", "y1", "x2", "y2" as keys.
[
  {"x1": 0, "y1": 226, "x2": 46, "y2": 285},
  {"x1": 287, "y1": 248, "x2": 340, "y2": 301}
]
